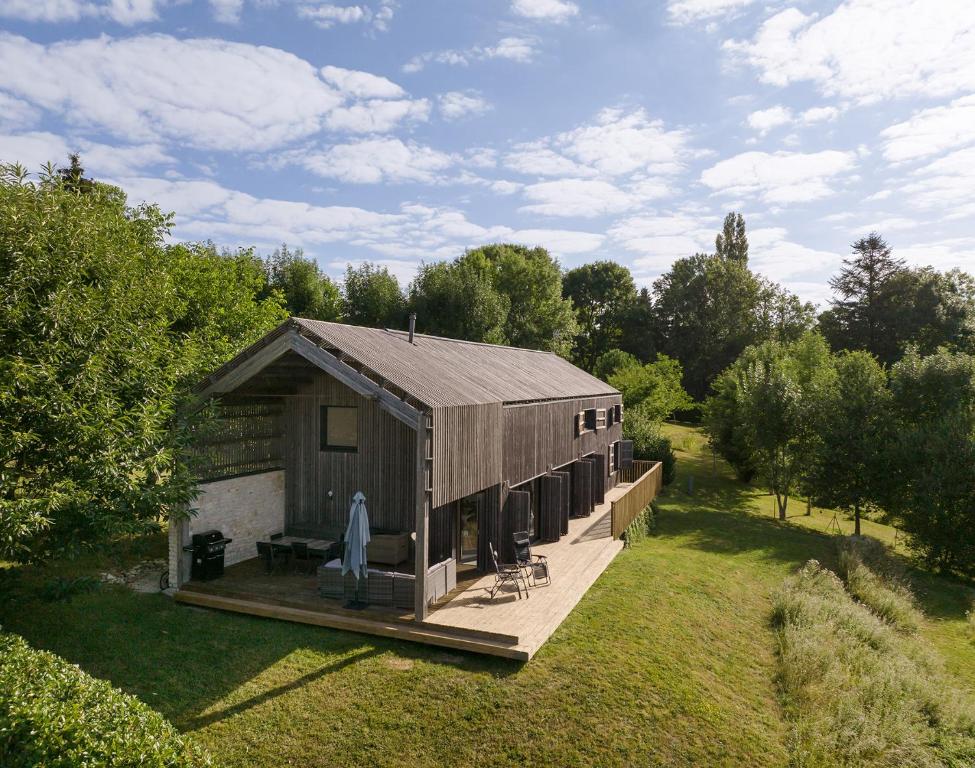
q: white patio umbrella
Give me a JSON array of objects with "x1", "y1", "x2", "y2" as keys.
[{"x1": 342, "y1": 492, "x2": 370, "y2": 607}]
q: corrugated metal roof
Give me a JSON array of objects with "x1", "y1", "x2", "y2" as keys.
[{"x1": 292, "y1": 318, "x2": 618, "y2": 408}]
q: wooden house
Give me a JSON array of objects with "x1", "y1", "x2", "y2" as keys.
[{"x1": 168, "y1": 317, "x2": 631, "y2": 622}]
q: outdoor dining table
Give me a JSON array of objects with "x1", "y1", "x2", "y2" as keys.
[{"x1": 258, "y1": 535, "x2": 336, "y2": 556}]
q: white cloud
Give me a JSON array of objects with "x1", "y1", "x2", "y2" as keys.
[
  {"x1": 667, "y1": 0, "x2": 756, "y2": 24},
  {"x1": 700, "y1": 150, "x2": 857, "y2": 204},
  {"x1": 520, "y1": 179, "x2": 636, "y2": 217},
  {"x1": 0, "y1": 92, "x2": 40, "y2": 130},
  {"x1": 0, "y1": 131, "x2": 173, "y2": 176},
  {"x1": 609, "y1": 213, "x2": 716, "y2": 271},
  {"x1": 747, "y1": 226, "x2": 839, "y2": 305},
  {"x1": 801, "y1": 106, "x2": 839, "y2": 125},
  {"x1": 320, "y1": 66, "x2": 404, "y2": 100},
  {"x1": 438, "y1": 91, "x2": 491, "y2": 121},
  {"x1": 505, "y1": 108, "x2": 690, "y2": 179},
  {"x1": 505, "y1": 228, "x2": 603, "y2": 254},
  {"x1": 510, "y1": 0, "x2": 578, "y2": 23},
  {"x1": 402, "y1": 36, "x2": 537, "y2": 73},
  {"x1": 896, "y1": 237, "x2": 975, "y2": 272},
  {"x1": 725, "y1": 1, "x2": 975, "y2": 104},
  {"x1": 901, "y1": 146, "x2": 975, "y2": 220},
  {"x1": 0, "y1": 0, "x2": 162, "y2": 24},
  {"x1": 747, "y1": 106, "x2": 792, "y2": 135},
  {"x1": 296, "y1": 3, "x2": 367, "y2": 28},
  {"x1": 299, "y1": 138, "x2": 453, "y2": 183},
  {"x1": 208, "y1": 0, "x2": 241, "y2": 23},
  {"x1": 0, "y1": 34, "x2": 425, "y2": 152},
  {"x1": 880, "y1": 95, "x2": 975, "y2": 163}
]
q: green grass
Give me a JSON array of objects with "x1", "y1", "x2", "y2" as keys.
[{"x1": 1, "y1": 426, "x2": 973, "y2": 767}]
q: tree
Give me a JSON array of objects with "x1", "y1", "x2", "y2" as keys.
[
  {"x1": 608, "y1": 355, "x2": 693, "y2": 420},
  {"x1": 0, "y1": 162, "x2": 284, "y2": 558},
  {"x1": 563, "y1": 261, "x2": 637, "y2": 371},
  {"x1": 886, "y1": 349, "x2": 975, "y2": 573},
  {"x1": 342, "y1": 262, "x2": 405, "y2": 329},
  {"x1": 652, "y1": 253, "x2": 759, "y2": 400},
  {"x1": 466, "y1": 244, "x2": 577, "y2": 355},
  {"x1": 753, "y1": 278, "x2": 816, "y2": 344},
  {"x1": 622, "y1": 407, "x2": 677, "y2": 485},
  {"x1": 820, "y1": 233, "x2": 905, "y2": 362},
  {"x1": 809, "y1": 351, "x2": 889, "y2": 536},
  {"x1": 715, "y1": 211, "x2": 748, "y2": 263},
  {"x1": 593, "y1": 349, "x2": 639, "y2": 382},
  {"x1": 879, "y1": 267, "x2": 975, "y2": 358},
  {"x1": 408, "y1": 259, "x2": 508, "y2": 344},
  {"x1": 616, "y1": 287, "x2": 657, "y2": 363},
  {"x1": 264, "y1": 244, "x2": 341, "y2": 321}
]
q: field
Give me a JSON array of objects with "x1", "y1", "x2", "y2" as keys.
[{"x1": 1, "y1": 424, "x2": 972, "y2": 767}]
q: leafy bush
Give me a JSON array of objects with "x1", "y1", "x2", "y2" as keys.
[
  {"x1": 623, "y1": 407, "x2": 677, "y2": 485},
  {"x1": 0, "y1": 630, "x2": 211, "y2": 767},
  {"x1": 621, "y1": 502, "x2": 657, "y2": 547},
  {"x1": 836, "y1": 538, "x2": 920, "y2": 632},
  {"x1": 771, "y1": 560, "x2": 975, "y2": 768},
  {"x1": 39, "y1": 575, "x2": 101, "y2": 603}
]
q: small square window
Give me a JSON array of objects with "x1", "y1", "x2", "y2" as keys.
[
  {"x1": 596, "y1": 408, "x2": 607, "y2": 429},
  {"x1": 584, "y1": 408, "x2": 597, "y2": 430},
  {"x1": 321, "y1": 406, "x2": 358, "y2": 452}
]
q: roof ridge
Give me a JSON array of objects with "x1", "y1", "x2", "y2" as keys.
[{"x1": 381, "y1": 327, "x2": 558, "y2": 355}]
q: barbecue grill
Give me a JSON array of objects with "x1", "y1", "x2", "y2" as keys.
[{"x1": 182, "y1": 529, "x2": 232, "y2": 581}]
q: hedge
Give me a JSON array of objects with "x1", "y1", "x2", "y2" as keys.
[{"x1": 0, "y1": 630, "x2": 212, "y2": 768}]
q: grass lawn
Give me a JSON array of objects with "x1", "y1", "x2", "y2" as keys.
[{"x1": 2, "y1": 425, "x2": 972, "y2": 767}]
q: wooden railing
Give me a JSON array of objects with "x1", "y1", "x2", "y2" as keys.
[{"x1": 611, "y1": 461, "x2": 663, "y2": 539}]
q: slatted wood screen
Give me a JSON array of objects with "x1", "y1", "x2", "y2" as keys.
[
  {"x1": 571, "y1": 460, "x2": 593, "y2": 517},
  {"x1": 193, "y1": 401, "x2": 284, "y2": 482},
  {"x1": 591, "y1": 451, "x2": 607, "y2": 505},
  {"x1": 581, "y1": 456, "x2": 599, "y2": 511},
  {"x1": 620, "y1": 439, "x2": 634, "y2": 470},
  {"x1": 478, "y1": 484, "x2": 504, "y2": 572},
  {"x1": 429, "y1": 503, "x2": 455, "y2": 565},
  {"x1": 539, "y1": 474, "x2": 562, "y2": 542},
  {"x1": 501, "y1": 489, "x2": 532, "y2": 562},
  {"x1": 552, "y1": 470, "x2": 570, "y2": 534}
]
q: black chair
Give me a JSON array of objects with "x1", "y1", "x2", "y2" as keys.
[
  {"x1": 270, "y1": 532, "x2": 284, "y2": 540},
  {"x1": 256, "y1": 541, "x2": 277, "y2": 573},
  {"x1": 291, "y1": 542, "x2": 320, "y2": 575},
  {"x1": 513, "y1": 531, "x2": 550, "y2": 587},
  {"x1": 270, "y1": 542, "x2": 292, "y2": 571},
  {"x1": 488, "y1": 542, "x2": 528, "y2": 600}
]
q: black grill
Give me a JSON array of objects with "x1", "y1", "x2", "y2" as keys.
[{"x1": 183, "y1": 529, "x2": 233, "y2": 581}]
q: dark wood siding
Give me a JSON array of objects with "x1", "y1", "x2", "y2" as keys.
[
  {"x1": 501, "y1": 489, "x2": 531, "y2": 562},
  {"x1": 431, "y1": 403, "x2": 503, "y2": 509},
  {"x1": 502, "y1": 395, "x2": 622, "y2": 488},
  {"x1": 429, "y1": 503, "x2": 455, "y2": 565},
  {"x1": 478, "y1": 483, "x2": 504, "y2": 571},
  {"x1": 571, "y1": 460, "x2": 593, "y2": 517},
  {"x1": 591, "y1": 452, "x2": 607, "y2": 505},
  {"x1": 285, "y1": 371, "x2": 416, "y2": 537},
  {"x1": 552, "y1": 470, "x2": 570, "y2": 535},
  {"x1": 539, "y1": 474, "x2": 562, "y2": 542}
]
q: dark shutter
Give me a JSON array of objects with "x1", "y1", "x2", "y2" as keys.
[
  {"x1": 571, "y1": 460, "x2": 593, "y2": 517},
  {"x1": 429, "y1": 503, "x2": 455, "y2": 565},
  {"x1": 540, "y1": 474, "x2": 562, "y2": 542},
  {"x1": 591, "y1": 451, "x2": 606, "y2": 505},
  {"x1": 477, "y1": 485, "x2": 503, "y2": 572},
  {"x1": 552, "y1": 470, "x2": 571, "y2": 534},
  {"x1": 620, "y1": 439, "x2": 634, "y2": 469},
  {"x1": 501, "y1": 489, "x2": 531, "y2": 562}
]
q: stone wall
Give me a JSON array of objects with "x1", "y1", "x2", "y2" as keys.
[{"x1": 169, "y1": 471, "x2": 286, "y2": 585}]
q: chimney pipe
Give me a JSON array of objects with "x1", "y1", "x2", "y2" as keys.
[{"x1": 408, "y1": 312, "x2": 416, "y2": 344}]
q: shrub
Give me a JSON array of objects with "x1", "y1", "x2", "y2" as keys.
[
  {"x1": 623, "y1": 406, "x2": 677, "y2": 485},
  {"x1": 0, "y1": 630, "x2": 212, "y2": 768},
  {"x1": 622, "y1": 502, "x2": 657, "y2": 547},
  {"x1": 771, "y1": 560, "x2": 975, "y2": 768},
  {"x1": 836, "y1": 538, "x2": 921, "y2": 632}
]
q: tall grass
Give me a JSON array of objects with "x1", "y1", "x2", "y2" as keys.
[
  {"x1": 772, "y1": 559, "x2": 975, "y2": 767},
  {"x1": 836, "y1": 538, "x2": 921, "y2": 632}
]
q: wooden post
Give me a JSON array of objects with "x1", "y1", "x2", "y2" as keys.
[{"x1": 414, "y1": 411, "x2": 431, "y2": 620}]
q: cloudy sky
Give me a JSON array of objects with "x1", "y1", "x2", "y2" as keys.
[{"x1": 1, "y1": 0, "x2": 973, "y2": 306}]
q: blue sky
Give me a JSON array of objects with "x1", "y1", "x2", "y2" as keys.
[{"x1": 1, "y1": 0, "x2": 973, "y2": 306}]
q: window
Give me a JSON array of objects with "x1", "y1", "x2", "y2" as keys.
[
  {"x1": 584, "y1": 408, "x2": 597, "y2": 431},
  {"x1": 614, "y1": 403, "x2": 623, "y2": 423},
  {"x1": 320, "y1": 405, "x2": 358, "y2": 452},
  {"x1": 607, "y1": 407, "x2": 615, "y2": 428},
  {"x1": 596, "y1": 408, "x2": 607, "y2": 429}
]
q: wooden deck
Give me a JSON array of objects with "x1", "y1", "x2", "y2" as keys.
[
  {"x1": 423, "y1": 484, "x2": 629, "y2": 659},
  {"x1": 175, "y1": 482, "x2": 636, "y2": 661}
]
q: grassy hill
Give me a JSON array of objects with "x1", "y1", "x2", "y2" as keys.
[{"x1": 1, "y1": 425, "x2": 972, "y2": 767}]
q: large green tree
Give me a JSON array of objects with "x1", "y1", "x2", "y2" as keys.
[
  {"x1": 342, "y1": 262, "x2": 405, "y2": 329},
  {"x1": 714, "y1": 211, "x2": 748, "y2": 263},
  {"x1": 886, "y1": 349, "x2": 975, "y2": 573},
  {"x1": 563, "y1": 261, "x2": 637, "y2": 371},
  {"x1": 408, "y1": 244, "x2": 576, "y2": 353},
  {"x1": 809, "y1": 351, "x2": 890, "y2": 536},
  {"x1": 0, "y1": 162, "x2": 285, "y2": 558},
  {"x1": 264, "y1": 244, "x2": 341, "y2": 321},
  {"x1": 608, "y1": 355, "x2": 693, "y2": 419}
]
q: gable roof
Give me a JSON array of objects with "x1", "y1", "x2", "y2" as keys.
[
  {"x1": 198, "y1": 318, "x2": 619, "y2": 410},
  {"x1": 293, "y1": 318, "x2": 618, "y2": 408}
]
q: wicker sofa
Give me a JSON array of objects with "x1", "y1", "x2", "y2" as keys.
[{"x1": 318, "y1": 557, "x2": 456, "y2": 610}]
